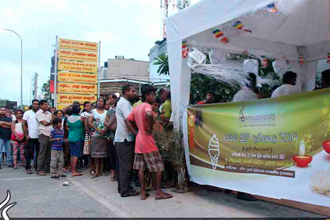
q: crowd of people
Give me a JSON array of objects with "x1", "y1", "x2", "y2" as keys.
[
  {"x1": 0, "y1": 85, "x2": 173, "y2": 200},
  {"x1": 2, "y1": 70, "x2": 329, "y2": 201}
]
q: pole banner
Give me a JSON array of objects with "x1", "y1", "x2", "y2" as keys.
[
  {"x1": 58, "y1": 50, "x2": 98, "y2": 63},
  {"x1": 58, "y1": 72, "x2": 97, "y2": 84},
  {"x1": 58, "y1": 60, "x2": 97, "y2": 73},
  {"x1": 59, "y1": 38, "x2": 98, "y2": 52},
  {"x1": 185, "y1": 89, "x2": 330, "y2": 207},
  {"x1": 57, "y1": 94, "x2": 97, "y2": 104},
  {"x1": 57, "y1": 82, "x2": 97, "y2": 94},
  {"x1": 56, "y1": 37, "x2": 100, "y2": 108}
]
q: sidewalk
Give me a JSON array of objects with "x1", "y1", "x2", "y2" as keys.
[{"x1": 67, "y1": 169, "x2": 325, "y2": 218}]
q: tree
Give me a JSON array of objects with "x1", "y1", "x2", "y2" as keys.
[
  {"x1": 154, "y1": 53, "x2": 169, "y2": 76},
  {"x1": 41, "y1": 80, "x2": 51, "y2": 101}
]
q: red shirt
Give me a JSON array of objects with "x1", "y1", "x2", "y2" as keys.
[
  {"x1": 127, "y1": 103, "x2": 158, "y2": 153},
  {"x1": 197, "y1": 101, "x2": 205, "y2": 105}
]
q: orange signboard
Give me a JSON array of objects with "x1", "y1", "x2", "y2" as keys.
[
  {"x1": 58, "y1": 72, "x2": 97, "y2": 84},
  {"x1": 59, "y1": 38, "x2": 98, "y2": 52},
  {"x1": 58, "y1": 50, "x2": 98, "y2": 63},
  {"x1": 57, "y1": 82, "x2": 97, "y2": 94},
  {"x1": 57, "y1": 104, "x2": 69, "y2": 110},
  {"x1": 57, "y1": 94, "x2": 97, "y2": 105},
  {"x1": 58, "y1": 60, "x2": 97, "y2": 73}
]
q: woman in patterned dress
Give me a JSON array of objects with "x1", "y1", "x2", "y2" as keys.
[{"x1": 88, "y1": 98, "x2": 109, "y2": 179}]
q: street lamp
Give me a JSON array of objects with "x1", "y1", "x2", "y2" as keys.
[{"x1": 0, "y1": 28, "x2": 23, "y2": 109}]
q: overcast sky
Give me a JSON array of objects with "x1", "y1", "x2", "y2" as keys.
[{"x1": 0, "y1": 0, "x2": 199, "y2": 105}]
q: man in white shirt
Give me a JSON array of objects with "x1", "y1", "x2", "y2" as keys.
[
  {"x1": 115, "y1": 85, "x2": 139, "y2": 197},
  {"x1": 35, "y1": 100, "x2": 52, "y2": 176},
  {"x1": 271, "y1": 71, "x2": 300, "y2": 98},
  {"x1": 23, "y1": 99, "x2": 40, "y2": 174}
]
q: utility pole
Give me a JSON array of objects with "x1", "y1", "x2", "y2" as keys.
[
  {"x1": 160, "y1": 0, "x2": 169, "y2": 38},
  {"x1": 160, "y1": 0, "x2": 191, "y2": 38},
  {"x1": 32, "y1": 73, "x2": 38, "y2": 100}
]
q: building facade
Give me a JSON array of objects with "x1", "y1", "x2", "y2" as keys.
[
  {"x1": 100, "y1": 57, "x2": 149, "y2": 97},
  {"x1": 0, "y1": 100, "x2": 17, "y2": 110},
  {"x1": 101, "y1": 57, "x2": 149, "y2": 81}
]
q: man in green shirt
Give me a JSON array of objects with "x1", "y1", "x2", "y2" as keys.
[{"x1": 161, "y1": 91, "x2": 171, "y2": 123}]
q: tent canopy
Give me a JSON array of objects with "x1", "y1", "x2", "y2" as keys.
[{"x1": 166, "y1": 0, "x2": 330, "y2": 127}]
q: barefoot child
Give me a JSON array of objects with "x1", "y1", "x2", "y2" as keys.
[{"x1": 50, "y1": 118, "x2": 65, "y2": 179}]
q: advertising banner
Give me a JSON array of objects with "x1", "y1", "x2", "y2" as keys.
[
  {"x1": 57, "y1": 82, "x2": 97, "y2": 94},
  {"x1": 56, "y1": 104, "x2": 69, "y2": 110},
  {"x1": 49, "y1": 80, "x2": 54, "y2": 93},
  {"x1": 58, "y1": 72, "x2": 97, "y2": 84},
  {"x1": 58, "y1": 50, "x2": 98, "y2": 63},
  {"x1": 185, "y1": 89, "x2": 330, "y2": 207},
  {"x1": 58, "y1": 60, "x2": 97, "y2": 73},
  {"x1": 59, "y1": 38, "x2": 98, "y2": 52},
  {"x1": 57, "y1": 94, "x2": 97, "y2": 104}
]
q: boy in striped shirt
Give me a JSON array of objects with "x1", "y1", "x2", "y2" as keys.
[{"x1": 50, "y1": 118, "x2": 65, "y2": 179}]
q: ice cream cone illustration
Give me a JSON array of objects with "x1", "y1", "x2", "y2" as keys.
[{"x1": 208, "y1": 135, "x2": 220, "y2": 170}]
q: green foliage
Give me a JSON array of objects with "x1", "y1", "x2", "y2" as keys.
[
  {"x1": 154, "y1": 53, "x2": 169, "y2": 76},
  {"x1": 190, "y1": 74, "x2": 239, "y2": 104},
  {"x1": 41, "y1": 80, "x2": 51, "y2": 101},
  {"x1": 154, "y1": 128, "x2": 188, "y2": 191},
  {"x1": 154, "y1": 129, "x2": 185, "y2": 165},
  {"x1": 190, "y1": 53, "x2": 281, "y2": 104}
]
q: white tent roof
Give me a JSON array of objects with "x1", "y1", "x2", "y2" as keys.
[
  {"x1": 167, "y1": 0, "x2": 330, "y2": 46},
  {"x1": 166, "y1": 0, "x2": 330, "y2": 127}
]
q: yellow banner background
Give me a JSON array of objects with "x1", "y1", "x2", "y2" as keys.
[
  {"x1": 58, "y1": 72, "x2": 97, "y2": 84},
  {"x1": 57, "y1": 82, "x2": 97, "y2": 94},
  {"x1": 58, "y1": 50, "x2": 98, "y2": 63},
  {"x1": 57, "y1": 104, "x2": 69, "y2": 110},
  {"x1": 58, "y1": 60, "x2": 97, "y2": 73},
  {"x1": 59, "y1": 38, "x2": 98, "y2": 52},
  {"x1": 57, "y1": 94, "x2": 97, "y2": 105}
]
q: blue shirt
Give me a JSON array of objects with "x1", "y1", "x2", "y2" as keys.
[
  {"x1": 50, "y1": 128, "x2": 64, "y2": 151},
  {"x1": 0, "y1": 116, "x2": 12, "y2": 140}
]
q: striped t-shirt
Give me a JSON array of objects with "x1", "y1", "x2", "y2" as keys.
[{"x1": 50, "y1": 128, "x2": 64, "y2": 151}]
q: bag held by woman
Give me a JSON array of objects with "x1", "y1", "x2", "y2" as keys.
[{"x1": 83, "y1": 132, "x2": 91, "y2": 155}]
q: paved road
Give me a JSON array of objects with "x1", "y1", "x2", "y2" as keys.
[{"x1": 0, "y1": 165, "x2": 116, "y2": 218}]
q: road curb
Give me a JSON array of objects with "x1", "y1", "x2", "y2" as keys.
[{"x1": 67, "y1": 175, "x2": 137, "y2": 217}]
